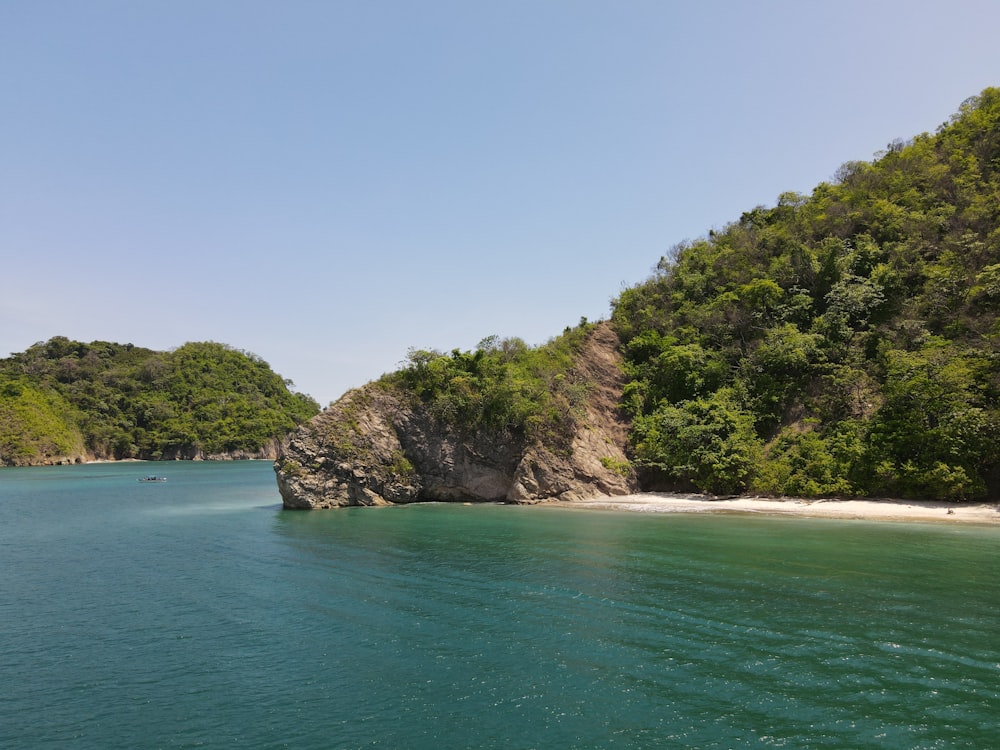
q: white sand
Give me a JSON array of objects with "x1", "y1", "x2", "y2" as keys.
[{"x1": 547, "y1": 493, "x2": 1000, "y2": 524}]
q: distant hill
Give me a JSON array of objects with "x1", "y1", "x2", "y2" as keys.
[
  {"x1": 277, "y1": 87, "x2": 1000, "y2": 506},
  {"x1": 0, "y1": 338, "x2": 319, "y2": 466}
]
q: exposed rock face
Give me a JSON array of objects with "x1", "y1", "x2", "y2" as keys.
[
  {"x1": 175, "y1": 440, "x2": 281, "y2": 462},
  {"x1": 275, "y1": 323, "x2": 637, "y2": 509}
]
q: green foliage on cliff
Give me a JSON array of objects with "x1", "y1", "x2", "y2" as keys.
[
  {"x1": 387, "y1": 323, "x2": 595, "y2": 447},
  {"x1": 612, "y1": 88, "x2": 1000, "y2": 500},
  {"x1": 0, "y1": 338, "x2": 320, "y2": 464},
  {"x1": 0, "y1": 376, "x2": 84, "y2": 465}
]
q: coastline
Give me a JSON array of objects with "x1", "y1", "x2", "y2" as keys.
[{"x1": 547, "y1": 492, "x2": 1000, "y2": 525}]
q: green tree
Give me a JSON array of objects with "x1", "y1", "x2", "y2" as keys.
[
  {"x1": 611, "y1": 87, "x2": 1000, "y2": 500},
  {"x1": 862, "y1": 340, "x2": 996, "y2": 500},
  {"x1": 0, "y1": 376, "x2": 84, "y2": 464},
  {"x1": 0, "y1": 338, "x2": 320, "y2": 464},
  {"x1": 632, "y1": 388, "x2": 762, "y2": 494}
]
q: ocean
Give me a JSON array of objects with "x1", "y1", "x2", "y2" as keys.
[{"x1": 1, "y1": 461, "x2": 998, "y2": 749}]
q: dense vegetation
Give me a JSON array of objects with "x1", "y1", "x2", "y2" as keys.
[
  {"x1": 0, "y1": 338, "x2": 319, "y2": 465},
  {"x1": 612, "y1": 88, "x2": 1000, "y2": 500},
  {"x1": 385, "y1": 323, "x2": 596, "y2": 450}
]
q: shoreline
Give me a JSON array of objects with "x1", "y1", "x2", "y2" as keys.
[{"x1": 547, "y1": 492, "x2": 1000, "y2": 525}]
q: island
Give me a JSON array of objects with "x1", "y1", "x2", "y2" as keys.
[{"x1": 276, "y1": 88, "x2": 1000, "y2": 511}]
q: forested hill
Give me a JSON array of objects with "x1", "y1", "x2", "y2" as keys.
[
  {"x1": 0, "y1": 338, "x2": 319, "y2": 466},
  {"x1": 612, "y1": 88, "x2": 1000, "y2": 501}
]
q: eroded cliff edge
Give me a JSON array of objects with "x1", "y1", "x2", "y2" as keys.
[{"x1": 275, "y1": 323, "x2": 637, "y2": 509}]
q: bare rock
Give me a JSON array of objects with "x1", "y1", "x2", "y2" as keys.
[{"x1": 275, "y1": 323, "x2": 637, "y2": 509}]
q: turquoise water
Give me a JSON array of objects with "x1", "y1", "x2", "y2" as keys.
[{"x1": 1, "y1": 462, "x2": 998, "y2": 749}]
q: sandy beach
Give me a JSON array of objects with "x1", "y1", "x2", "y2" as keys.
[{"x1": 550, "y1": 493, "x2": 1000, "y2": 524}]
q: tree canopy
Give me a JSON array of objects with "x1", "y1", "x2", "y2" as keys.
[
  {"x1": 612, "y1": 88, "x2": 1000, "y2": 500},
  {"x1": 0, "y1": 338, "x2": 319, "y2": 464},
  {"x1": 385, "y1": 323, "x2": 595, "y2": 449}
]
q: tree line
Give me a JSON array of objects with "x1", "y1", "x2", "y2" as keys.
[
  {"x1": 0, "y1": 338, "x2": 319, "y2": 465},
  {"x1": 386, "y1": 323, "x2": 594, "y2": 451},
  {"x1": 612, "y1": 88, "x2": 1000, "y2": 500}
]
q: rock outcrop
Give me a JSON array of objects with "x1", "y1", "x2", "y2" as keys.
[{"x1": 275, "y1": 323, "x2": 637, "y2": 509}]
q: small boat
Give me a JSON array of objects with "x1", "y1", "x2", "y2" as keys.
[{"x1": 138, "y1": 475, "x2": 167, "y2": 483}]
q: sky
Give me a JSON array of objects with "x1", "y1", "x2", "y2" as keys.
[{"x1": 2, "y1": 1, "x2": 999, "y2": 406}]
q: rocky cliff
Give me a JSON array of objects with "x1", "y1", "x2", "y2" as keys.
[{"x1": 275, "y1": 323, "x2": 637, "y2": 509}]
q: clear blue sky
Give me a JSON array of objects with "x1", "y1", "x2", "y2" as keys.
[{"x1": 3, "y1": 1, "x2": 998, "y2": 405}]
